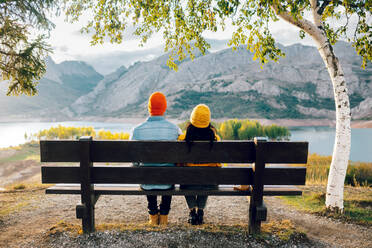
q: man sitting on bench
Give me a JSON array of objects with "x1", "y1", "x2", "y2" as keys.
[{"x1": 130, "y1": 92, "x2": 182, "y2": 225}]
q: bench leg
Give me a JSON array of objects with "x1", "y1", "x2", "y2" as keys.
[
  {"x1": 79, "y1": 136, "x2": 95, "y2": 234},
  {"x1": 76, "y1": 195, "x2": 96, "y2": 233},
  {"x1": 248, "y1": 197, "x2": 267, "y2": 234},
  {"x1": 83, "y1": 202, "x2": 95, "y2": 233},
  {"x1": 248, "y1": 196, "x2": 260, "y2": 234},
  {"x1": 249, "y1": 138, "x2": 267, "y2": 235}
]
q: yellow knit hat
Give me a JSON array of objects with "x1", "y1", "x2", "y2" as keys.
[{"x1": 190, "y1": 104, "x2": 211, "y2": 128}]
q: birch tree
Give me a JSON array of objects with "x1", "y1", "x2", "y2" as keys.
[
  {"x1": 271, "y1": 0, "x2": 370, "y2": 212},
  {"x1": 0, "y1": 0, "x2": 57, "y2": 96},
  {"x1": 63, "y1": 0, "x2": 371, "y2": 211}
]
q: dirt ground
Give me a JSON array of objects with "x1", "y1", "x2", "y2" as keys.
[
  {"x1": 0, "y1": 186, "x2": 371, "y2": 248},
  {"x1": 0, "y1": 160, "x2": 40, "y2": 187}
]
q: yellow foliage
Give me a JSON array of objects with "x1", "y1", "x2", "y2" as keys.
[
  {"x1": 96, "y1": 129, "x2": 130, "y2": 140},
  {"x1": 33, "y1": 125, "x2": 130, "y2": 141}
]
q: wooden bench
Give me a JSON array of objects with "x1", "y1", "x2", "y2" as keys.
[{"x1": 41, "y1": 137, "x2": 308, "y2": 234}]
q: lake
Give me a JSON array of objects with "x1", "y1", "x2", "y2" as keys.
[
  {"x1": 0, "y1": 121, "x2": 134, "y2": 148},
  {"x1": 0, "y1": 122, "x2": 371, "y2": 162},
  {"x1": 289, "y1": 126, "x2": 372, "y2": 162}
]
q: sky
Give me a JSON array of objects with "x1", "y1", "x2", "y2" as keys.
[{"x1": 47, "y1": 13, "x2": 317, "y2": 75}]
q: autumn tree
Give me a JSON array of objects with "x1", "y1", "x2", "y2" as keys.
[
  {"x1": 63, "y1": 0, "x2": 371, "y2": 211},
  {"x1": 0, "y1": 0, "x2": 57, "y2": 96}
]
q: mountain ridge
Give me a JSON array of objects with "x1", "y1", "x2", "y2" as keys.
[
  {"x1": 65, "y1": 41, "x2": 372, "y2": 120},
  {"x1": 1, "y1": 42, "x2": 371, "y2": 121},
  {"x1": 1, "y1": 57, "x2": 103, "y2": 119}
]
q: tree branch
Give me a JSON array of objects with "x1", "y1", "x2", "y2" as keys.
[
  {"x1": 0, "y1": 41, "x2": 16, "y2": 49},
  {"x1": 310, "y1": 0, "x2": 322, "y2": 27},
  {"x1": 310, "y1": 0, "x2": 319, "y2": 11},
  {"x1": 0, "y1": 49, "x2": 17, "y2": 56},
  {"x1": 271, "y1": 3, "x2": 319, "y2": 39},
  {"x1": 354, "y1": 15, "x2": 361, "y2": 41},
  {"x1": 317, "y1": 0, "x2": 331, "y2": 16}
]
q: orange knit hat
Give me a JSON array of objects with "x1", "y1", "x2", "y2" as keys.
[{"x1": 148, "y1": 92, "x2": 167, "y2": 116}]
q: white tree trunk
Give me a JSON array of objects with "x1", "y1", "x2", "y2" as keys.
[
  {"x1": 317, "y1": 41, "x2": 351, "y2": 212},
  {"x1": 308, "y1": 1, "x2": 351, "y2": 212},
  {"x1": 272, "y1": 2, "x2": 352, "y2": 211}
]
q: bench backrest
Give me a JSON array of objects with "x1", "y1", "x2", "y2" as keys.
[{"x1": 41, "y1": 138, "x2": 308, "y2": 186}]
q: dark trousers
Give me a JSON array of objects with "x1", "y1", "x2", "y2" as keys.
[
  {"x1": 146, "y1": 195, "x2": 172, "y2": 215},
  {"x1": 185, "y1": 195, "x2": 208, "y2": 209},
  {"x1": 181, "y1": 185, "x2": 218, "y2": 209}
]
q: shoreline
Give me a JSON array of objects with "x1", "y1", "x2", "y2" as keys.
[{"x1": 1, "y1": 116, "x2": 372, "y2": 128}]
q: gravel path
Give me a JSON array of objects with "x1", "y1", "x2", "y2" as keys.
[{"x1": 265, "y1": 197, "x2": 372, "y2": 248}]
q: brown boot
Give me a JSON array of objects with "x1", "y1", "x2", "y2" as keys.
[
  {"x1": 233, "y1": 185, "x2": 251, "y2": 191},
  {"x1": 159, "y1": 214, "x2": 168, "y2": 226},
  {"x1": 149, "y1": 214, "x2": 159, "y2": 225}
]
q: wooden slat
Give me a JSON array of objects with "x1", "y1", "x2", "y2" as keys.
[
  {"x1": 91, "y1": 140, "x2": 256, "y2": 163},
  {"x1": 45, "y1": 185, "x2": 302, "y2": 196},
  {"x1": 42, "y1": 166, "x2": 306, "y2": 185},
  {"x1": 263, "y1": 142, "x2": 308, "y2": 163},
  {"x1": 40, "y1": 140, "x2": 308, "y2": 163},
  {"x1": 40, "y1": 140, "x2": 80, "y2": 162},
  {"x1": 263, "y1": 166, "x2": 306, "y2": 185},
  {"x1": 41, "y1": 166, "x2": 80, "y2": 183}
]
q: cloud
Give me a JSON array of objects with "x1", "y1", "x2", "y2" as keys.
[
  {"x1": 58, "y1": 45, "x2": 69, "y2": 52},
  {"x1": 71, "y1": 25, "x2": 146, "y2": 43},
  {"x1": 271, "y1": 28, "x2": 315, "y2": 47},
  {"x1": 76, "y1": 38, "x2": 235, "y2": 75},
  {"x1": 73, "y1": 46, "x2": 165, "y2": 75}
]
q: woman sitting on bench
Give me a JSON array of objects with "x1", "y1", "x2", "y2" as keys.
[{"x1": 178, "y1": 104, "x2": 221, "y2": 225}]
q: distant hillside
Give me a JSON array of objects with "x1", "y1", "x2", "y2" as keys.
[
  {"x1": 0, "y1": 57, "x2": 103, "y2": 120},
  {"x1": 65, "y1": 42, "x2": 372, "y2": 120}
]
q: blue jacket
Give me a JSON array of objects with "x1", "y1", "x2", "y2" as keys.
[{"x1": 130, "y1": 116, "x2": 181, "y2": 190}]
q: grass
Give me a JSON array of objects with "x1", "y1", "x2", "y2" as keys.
[
  {"x1": 280, "y1": 186, "x2": 372, "y2": 226},
  {"x1": 0, "y1": 142, "x2": 40, "y2": 163},
  {"x1": 12, "y1": 183, "x2": 26, "y2": 190},
  {"x1": 4, "y1": 181, "x2": 49, "y2": 191},
  {"x1": 295, "y1": 153, "x2": 372, "y2": 187},
  {"x1": 261, "y1": 219, "x2": 306, "y2": 242},
  {"x1": 0, "y1": 182, "x2": 49, "y2": 217},
  {"x1": 0, "y1": 199, "x2": 30, "y2": 216}
]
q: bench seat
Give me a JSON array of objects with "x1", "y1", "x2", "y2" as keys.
[{"x1": 45, "y1": 184, "x2": 303, "y2": 196}]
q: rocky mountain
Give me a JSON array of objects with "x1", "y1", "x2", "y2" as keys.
[
  {"x1": 0, "y1": 57, "x2": 103, "y2": 120},
  {"x1": 65, "y1": 42, "x2": 372, "y2": 120}
]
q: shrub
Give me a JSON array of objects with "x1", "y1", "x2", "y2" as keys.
[
  {"x1": 32, "y1": 126, "x2": 130, "y2": 141},
  {"x1": 96, "y1": 130, "x2": 130, "y2": 140},
  {"x1": 345, "y1": 162, "x2": 372, "y2": 186},
  {"x1": 218, "y1": 119, "x2": 290, "y2": 140},
  {"x1": 219, "y1": 119, "x2": 242, "y2": 140},
  {"x1": 264, "y1": 124, "x2": 291, "y2": 140}
]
